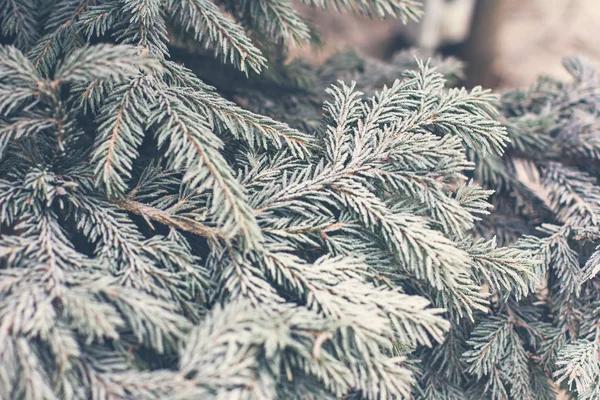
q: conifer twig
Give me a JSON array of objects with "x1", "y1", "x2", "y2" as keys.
[{"x1": 113, "y1": 198, "x2": 223, "y2": 239}]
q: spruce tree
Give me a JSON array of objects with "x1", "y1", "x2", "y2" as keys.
[
  {"x1": 267, "y1": 48, "x2": 600, "y2": 400},
  {"x1": 470, "y1": 57, "x2": 600, "y2": 400},
  {"x1": 292, "y1": 48, "x2": 567, "y2": 400},
  {"x1": 0, "y1": 1, "x2": 541, "y2": 399}
]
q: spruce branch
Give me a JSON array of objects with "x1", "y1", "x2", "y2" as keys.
[
  {"x1": 118, "y1": 0, "x2": 169, "y2": 57},
  {"x1": 28, "y1": 0, "x2": 93, "y2": 74},
  {"x1": 164, "y1": 61, "x2": 314, "y2": 157},
  {"x1": 0, "y1": 0, "x2": 39, "y2": 50},
  {"x1": 92, "y1": 75, "x2": 154, "y2": 197},
  {"x1": 165, "y1": 0, "x2": 267, "y2": 73},
  {"x1": 113, "y1": 198, "x2": 223, "y2": 239},
  {"x1": 225, "y1": 0, "x2": 312, "y2": 46},
  {"x1": 150, "y1": 86, "x2": 263, "y2": 248},
  {"x1": 54, "y1": 44, "x2": 161, "y2": 84},
  {"x1": 300, "y1": 0, "x2": 423, "y2": 22}
]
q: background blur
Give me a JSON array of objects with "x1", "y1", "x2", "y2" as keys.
[{"x1": 290, "y1": 0, "x2": 600, "y2": 90}]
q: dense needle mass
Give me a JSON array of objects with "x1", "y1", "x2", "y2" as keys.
[{"x1": 1, "y1": 1, "x2": 592, "y2": 399}]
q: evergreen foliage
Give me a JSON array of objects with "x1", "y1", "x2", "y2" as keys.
[
  {"x1": 232, "y1": 49, "x2": 600, "y2": 399},
  {"x1": 0, "y1": 1, "x2": 550, "y2": 399},
  {"x1": 470, "y1": 57, "x2": 600, "y2": 400}
]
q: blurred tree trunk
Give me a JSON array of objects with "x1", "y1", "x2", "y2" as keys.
[
  {"x1": 458, "y1": 0, "x2": 505, "y2": 88},
  {"x1": 405, "y1": 0, "x2": 505, "y2": 88}
]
